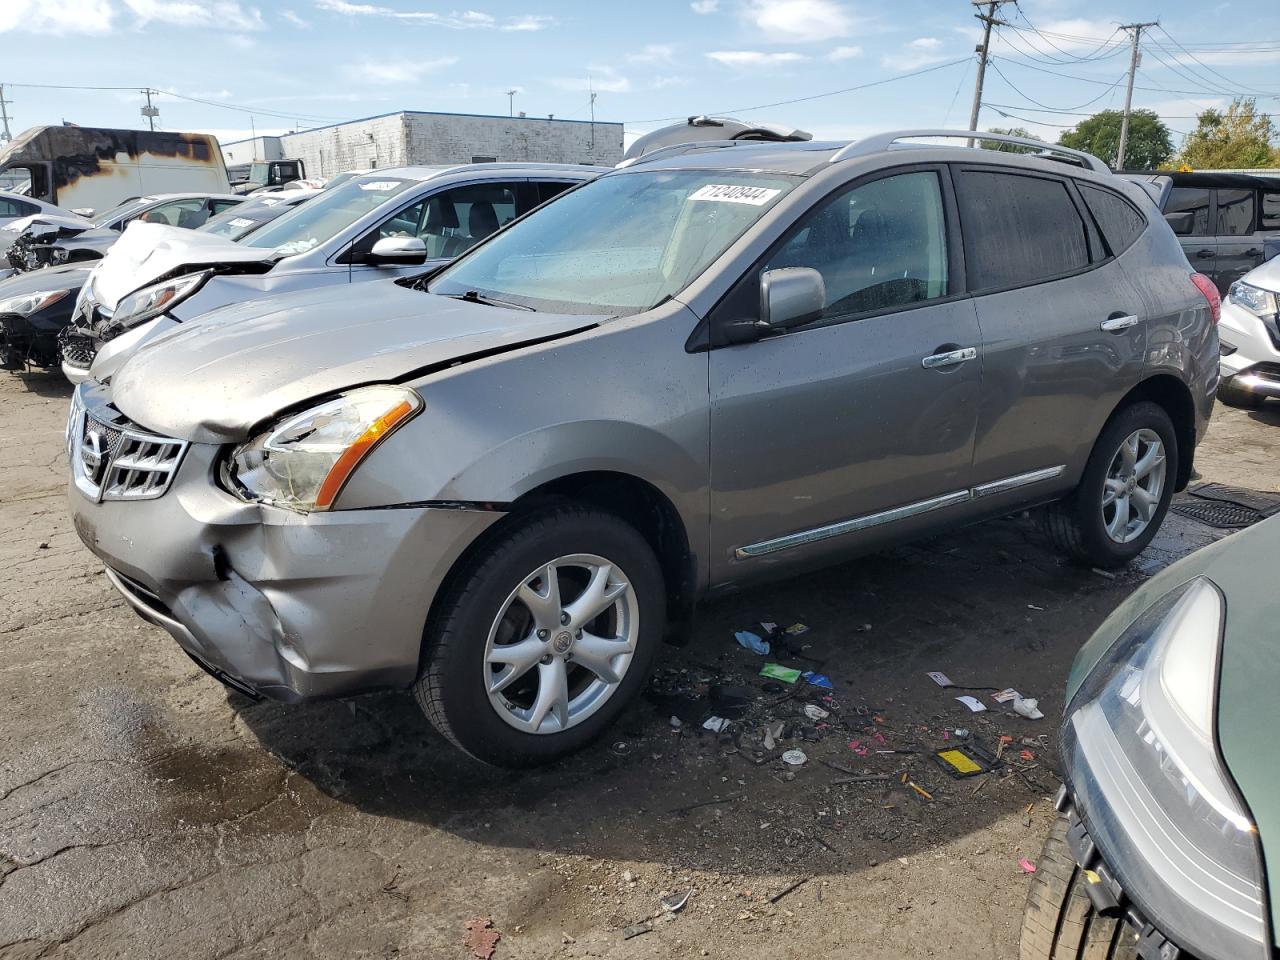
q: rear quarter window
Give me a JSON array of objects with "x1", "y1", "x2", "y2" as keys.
[
  {"x1": 1078, "y1": 183, "x2": 1147, "y2": 256},
  {"x1": 955, "y1": 169, "x2": 1091, "y2": 291},
  {"x1": 1259, "y1": 190, "x2": 1280, "y2": 231}
]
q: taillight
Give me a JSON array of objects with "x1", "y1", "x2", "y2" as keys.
[{"x1": 1191, "y1": 272, "x2": 1220, "y2": 325}]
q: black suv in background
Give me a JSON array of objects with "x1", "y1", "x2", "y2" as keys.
[{"x1": 1123, "y1": 171, "x2": 1280, "y2": 294}]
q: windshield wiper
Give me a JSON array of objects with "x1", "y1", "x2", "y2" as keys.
[{"x1": 453, "y1": 290, "x2": 536, "y2": 312}]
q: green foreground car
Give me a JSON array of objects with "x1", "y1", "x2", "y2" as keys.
[{"x1": 1022, "y1": 514, "x2": 1279, "y2": 960}]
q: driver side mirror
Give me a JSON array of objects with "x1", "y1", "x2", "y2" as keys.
[
  {"x1": 1164, "y1": 211, "x2": 1195, "y2": 235},
  {"x1": 761, "y1": 267, "x2": 825, "y2": 330},
  {"x1": 366, "y1": 235, "x2": 428, "y2": 266}
]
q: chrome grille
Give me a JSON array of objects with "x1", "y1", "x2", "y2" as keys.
[{"x1": 69, "y1": 387, "x2": 188, "y2": 502}]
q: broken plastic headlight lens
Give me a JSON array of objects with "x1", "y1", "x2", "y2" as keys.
[
  {"x1": 224, "y1": 385, "x2": 422, "y2": 513},
  {"x1": 111, "y1": 271, "x2": 210, "y2": 328},
  {"x1": 0, "y1": 288, "x2": 71, "y2": 317},
  {"x1": 1229, "y1": 280, "x2": 1279, "y2": 320},
  {"x1": 1064, "y1": 577, "x2": 1265, "y2": 960}
]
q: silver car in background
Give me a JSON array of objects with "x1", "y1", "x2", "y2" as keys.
[
  {"x1": 67, "y1": 131, "x2": 1218, "y2": 768},
  {"x1": 64, "y1": 163, "x2": 605, "y2": 382}
]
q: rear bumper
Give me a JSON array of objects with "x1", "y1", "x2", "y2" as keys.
[{"x1": 70, "y1": 439, "x2": 502, "y2": 701}]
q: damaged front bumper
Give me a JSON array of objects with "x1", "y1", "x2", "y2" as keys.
[{"x1": 67, "y1": 384, "x2": 502, "y2": 701}]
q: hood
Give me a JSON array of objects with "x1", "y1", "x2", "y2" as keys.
[
  {"x1": 52, "y1": 227, "x2": 120, "y2": 255},
  {"x1": 109, "y1": 279, "x2": 600, "y2": 443},
  {"x1": 1238, "y1": 252, "x2": 1280, "y2": 292},
  {"x1": 4, "y1": 211, "x2": 95, "y2": 239},
  {"x1": 0, "y1": 262, "x2": 93, "y2": 299},
  {"x1": 91, "y1": 221, "x2": 275, "y2": 309}
]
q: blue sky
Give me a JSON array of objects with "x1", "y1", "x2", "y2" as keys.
[{"x1": 2, "y1": 0, "x2": 1279, "y2": 151}]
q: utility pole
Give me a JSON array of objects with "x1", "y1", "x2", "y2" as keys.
[
  {"x1": 140, "y1": 88, "x2": 159, "y2": 131},
  {"x1": 0, "y1": 84, "x2": 13, "y2": 142},
  {"x1": 967, "y1": 0, "x2": 1013, "y2": 143},
  {"x1": 589, "y1": 83, "x2": 597, "y2": 152},
  {"x1": 1116, "y1": 21, "x2": 1158, "y2": 170},
  {"x1": 506, "y1": 89, "x2": 518, "y2": 117}
]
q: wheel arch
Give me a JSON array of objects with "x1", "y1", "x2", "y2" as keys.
[
  {"x1": 420, "y1": 470, "x2": 698, "y2": 672},
  {"x1": 1110, "y1": 374, "x2": 1197, "y2": 491}
]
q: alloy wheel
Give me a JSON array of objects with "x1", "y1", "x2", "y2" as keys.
[
  {"x1": 1101, "y1": 428, "x2": 1167, "y2": 544},
  {"x1": 483, "y1": 553, "x2": 639, "y2": 735}
]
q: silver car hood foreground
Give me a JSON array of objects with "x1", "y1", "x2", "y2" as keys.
[{"x1": 108, "y1": 280, "x2": 600, "y2": 443}]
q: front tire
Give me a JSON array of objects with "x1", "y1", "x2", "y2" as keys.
[
  {"x1": 1020, "y1": 813, "x2": 1138, "y2": 960},
  {"x1": 1218, "y1": 375, "x2": 1266, "y2": 409},
  {"x1": 415, "y1": 504, "x2": 665, "y2": 768},
  {"x1": 1040, "y1": 401, "x2": 1178, "y2": 569}
]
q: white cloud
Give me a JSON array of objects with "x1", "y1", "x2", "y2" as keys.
[
  {"x1": 826, "y1": 44, "x2": 862, "y2": 60},
  {"x1": 0, "y1": 0, "x2": 114, "y2": 34},
  {"x1": 706, "y1": 50, "x2": 808, "y2": 67},
  {"x1": 690, "y1": 0, "x2": 718, "y2": 11},
  {"x1": 123, "y1": 0, "x2": 266, "y2": 30},
  {"x1": 880, "y1": 37, "x2": 949, "y2": 71},
  {"x1": 344, "y1": 56, "x2": 458, "y2": 85},
  {"x1": 553, "y1": 67, "x2": 630, "y2": 94},
  {"x1": 650, "y1": 75, "x2": 686, "y2": 89},
  {"x1": 280, "y1": 8, "x2": 310, "y2": 26},
  {"x1": 627, "y1": 43, "x2": 676, "y2": 64},
  {"x1": 743, "y1": 0, "x2": 854, "y2": 43},
  {"x1": 313, "y1": 1, "x2": 551, "y2": 31}
]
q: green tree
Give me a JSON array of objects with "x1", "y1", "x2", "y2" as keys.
[
  {"x1": 980, "y1": 127, "x2": 1042, "y2": 153},
  {"x1": 1058, "y1": 109, "x2": 1173, "y2": 170},
  {"x1": 1178, "y1": 97, "x2": 1279, "y2": 169}
]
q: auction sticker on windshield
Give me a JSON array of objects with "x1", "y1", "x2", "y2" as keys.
[
  {"x1": 689, "y1": 184, "x2": 782, "y2": 206},
  {"x1": 359, "y1": 181, "x2": 405, "y2": 192}
]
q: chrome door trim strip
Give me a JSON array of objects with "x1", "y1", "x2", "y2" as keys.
[
  {"x1": 734, "y1": 489, "x2": 972, "y2": 559},
  {"x1": 972, "y1": 465, "x2": 1065, "y2": 498},
  {"x1": 733, "y1": 465, "x2": 1067, "y2": 560}
]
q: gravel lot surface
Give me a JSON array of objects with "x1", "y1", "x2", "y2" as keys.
[{"x1": 3, "y1": 370, "x2": 1277, "y2": 960}]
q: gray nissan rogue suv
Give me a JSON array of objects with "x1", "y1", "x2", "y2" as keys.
[{"x1": 66, "y1": 131, "x2": 1219, "y2": 767}]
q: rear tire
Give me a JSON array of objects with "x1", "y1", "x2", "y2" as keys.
[
  {"x1": 1218, "y1": 375, "x2": 1266, "y2": 409},
  {"x1": 1040, "y1": 401, "x2": 1177, "y2": 569},
  {"x1": 1020, "y1": 813, "x2": 1139, "y2": 960},
  {"x1": 414, "y1": 504, "x2": 665, "y2": 768}
]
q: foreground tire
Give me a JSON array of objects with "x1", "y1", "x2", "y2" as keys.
[
  {"x1": 1040, "y1": 401, "x2": 1177, "y2": 569},
  {"x1": 1020, "y1": 813, "x2": 1138, "y2": 960},
  {"x1": 415, "y1": 504, "x2": 665, "y2": 768},
  {"x1": 1218, "y1": 375, "x2": 1266, "y2": 409}
]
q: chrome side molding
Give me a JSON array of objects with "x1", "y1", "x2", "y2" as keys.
[{"x1": 734, "y1": 465, "x2": 1066, "y2": 559}]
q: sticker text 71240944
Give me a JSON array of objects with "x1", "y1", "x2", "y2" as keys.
[{"x1": 688, "y1": 184, "x2": 782, "y2": 206}]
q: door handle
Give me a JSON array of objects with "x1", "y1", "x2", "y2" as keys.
[
  {"x1": 1194, "y1": 249, "x2": 1215, "y2": 258},
  {"x1": 1100, "y1": 314, "x2": 1141, "y2": 333},
  {"x1": 921, "y1": 346, "x2": 977, "y2": 369}
]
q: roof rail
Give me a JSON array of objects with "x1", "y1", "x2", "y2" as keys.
[
  {"x1": 615, "y1": 139, "x2": 755, "y2": 169},
  {"x1": 830, "y1": 130, "x2": 1111, "y2": 174}
]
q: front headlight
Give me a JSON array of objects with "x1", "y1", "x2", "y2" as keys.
[
  {"x1": 0, "y1": 288, "x2": 71, "y2": 316},
  {"x1": 1065, "y1": 577, "x2": 1266, "y2": 960},
  {"x1": 222, "y1": 385, "x2": 422, "y2": 514},
  {"x1": 112, "y1": 271, "x2": 210, "y2": 328},
  {"x1": 1229, "y1": 280, "x2": 1279, "y2": 319}
]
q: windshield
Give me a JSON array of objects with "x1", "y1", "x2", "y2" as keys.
[
  {"x1": 243, "y1": 177, "x2": 417, "y2": 256},
  {"x1": 93, "y1": 196, "x2": 154, "y2": 227},
  {"x1": 199, "y1": 195, "x2": 304, "y2": 240},
  {"x1": 428, "y1": 170, "x2": 797, "y2": 315}
]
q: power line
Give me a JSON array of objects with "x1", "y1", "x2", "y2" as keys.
[
  {"x1": 987, "y1": 59, "x2": 1126, "y2": 111},
  {"x1": 623, "y1": 56, "x2": 970, "y2": 125},
  {"x1": 1153, "y1": 24, "x2": 1279, "y2": 97},
  {"x1": 994, "y1": 56, "x2": 1280, "y2": 99},
  {"x1": 1008, "y1": 9, "x2": 1125, "y2": 63}
]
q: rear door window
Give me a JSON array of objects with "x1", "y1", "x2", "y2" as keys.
[
  {"x1": 1215, "y1": 188, "x2": 1256, "y2": 236},
  {"x1": 1078, "y1": 184, "x2": 1146, "y2": 256},
  {"x1": 1166, "y1": 186, "x2": 1212, "y2": 236},
  {"x1": 1263, "y1": 191, "x2": 1280, "y2": 231},
  {"x1": 954, "y1": 169, "x2": 1090, "y2": 290}
]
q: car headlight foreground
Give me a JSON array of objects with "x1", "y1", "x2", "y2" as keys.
[
  {"x1": 1064, "y1": 577, "x2": 1267, "y2": 960},
  {"x1": 111, "y1": 271, "x2": 210, "y2": 328},
  {"x1": 222, "y1": 385, "x2": 422, "y2": 514},
  {"x1": 0, "y1": 288, "x2": 71, "y2": 317}
]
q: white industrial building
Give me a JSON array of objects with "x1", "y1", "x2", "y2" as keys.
[{"x1": 222, "y1": 110, "x2": 623, "y2": 177}]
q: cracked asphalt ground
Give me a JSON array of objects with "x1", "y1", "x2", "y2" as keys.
[{"x1": 3, "y1": 371, "x2": 1279, "y2": 960}]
